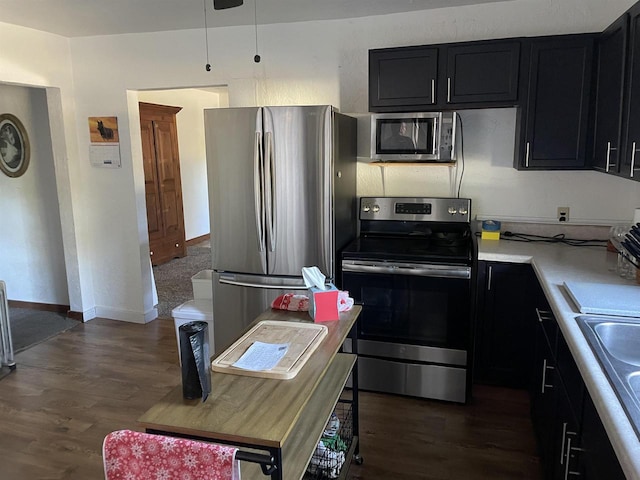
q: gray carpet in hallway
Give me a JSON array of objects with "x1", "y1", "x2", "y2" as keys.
[{"x1": 152, "y1": 242, "x2": 212, "y2": 319}]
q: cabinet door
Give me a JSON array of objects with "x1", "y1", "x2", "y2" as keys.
[
  {"x1": 369, "y1": 47, "x2": 438, "y2": 111},
  {"x1": 621, "y1": 6, "x2": 640, "y2": 181},
  {"x1": 530, "y1": 322, "x2": 557, "y2": 478},
  {"x1": 519, "y1": 36, "x2": 594, "y2": 169},
  {"x1": 581, "y1": 393, "x2": 626, "y2": 479},
  {"x1": 592, "y1": 14, "x2": 629, "y2": 173},
  {"x1": 474, "y1": 262, "x2": 536, "y2": 387},
  {"x1": 553, "y1": 384, "x2": 583, "y2": 480},
  {"x1": 445, "y1": 41, "x2": 520, "y2": 104}
]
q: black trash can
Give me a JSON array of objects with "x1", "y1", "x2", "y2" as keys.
[{"x1": 178, "y1": 321, "x2": 211, "y2": 401}]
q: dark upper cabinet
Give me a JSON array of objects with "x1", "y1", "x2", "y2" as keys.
[
  {"x1": 445, "y1": 42, "x2": 520, "y2": 104},
  {"x1": 621, "y1": 5, "x2": 640, "y2": 181},
  {"x1": 369, "y1": 40, "x2": 520, "y2": 112},
  {"x1": 592, "y1": 14, "x2": 629, "y2": 173},
  {"x1": 369, "y1": 46, "x2": 438, "y2": 111},
  {"x1": 515, "y1": 35, "x2": 595, "y2": 170}
]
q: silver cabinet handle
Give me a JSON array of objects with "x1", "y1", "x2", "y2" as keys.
[
  {"x1": 447, "y1": 77, "x2": 451, "y2": 103},
  {"x1": 431, "y1": 78, "x2": 436, "y2": 104},
  {"x1": 536, "y1": 308, "x2": 553, "y2": 323},
  {"x1": 487, "y1": 265, "x2": 493, "y2": 291},
  {"x1": 606, "y1": 141, "x2": 617, "y2": 172},
  {"x1": 541, "y1": 358, "x2": 554, "y2": 393},
  {"x1": 632, "y1": 141, "x2": 638, "y2": 178},
  {"x1": 564, "y1": 436, "x2": 583, "y2": 479},
  {"x1": 560, "y1": 422, "x2": 568, "y2": 465},
  {"x1": 525, "y1": 142, "x2": 531, "y2": 168}
]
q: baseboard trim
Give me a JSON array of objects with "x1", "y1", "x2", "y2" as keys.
[
  {"x1": 66, "y1": 311, "x2": 85, "y2": 322},
  {"x1": 8, "y1": 300, "x2": 85, "y2": 323},
  {"x1": 186, "y1": 233, "x2": 210, "y2": 247}
]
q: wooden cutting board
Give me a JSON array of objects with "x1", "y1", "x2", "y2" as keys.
[{"x1": 210, "y1": 320, "x2": 328, "y2": 379}]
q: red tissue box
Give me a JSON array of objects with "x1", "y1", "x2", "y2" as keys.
[{"x1": 308, "y1": 284, "x2": 339, "y2": 322}]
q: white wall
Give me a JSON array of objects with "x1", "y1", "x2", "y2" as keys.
[
  {"x1": 2, "y1": 0, "x2": 640, "y2": 323},
  {"x1": 0, "y1": 23, "x2": 96, "y2": 317},
  {"x1": 137, "y1": 88, "x2": 227, "y2": 240},
  {"x1": 0, "y1": 85, "x2": 68, "y2": 303}
]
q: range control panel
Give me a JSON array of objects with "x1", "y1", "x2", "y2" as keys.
[{"x1": 360, "y1": 197, "x2": 471, "y2": 223}]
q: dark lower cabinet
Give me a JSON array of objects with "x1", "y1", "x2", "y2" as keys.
[
  {"x1": 581, "y1": 393, "x2": 627, "y2": 479},
  {"x1": 530, "y1": 318, "x2": 558, "y2": 478},
  {"x1": 473, "y1": 262, "x2": 537, "y2": 387},
  {"x1": 475, "y1": 261, "x2": 627, "y2": 478}
]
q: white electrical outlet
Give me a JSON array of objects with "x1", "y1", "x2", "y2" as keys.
[{"x1": 557, "y1": 207, "x2": 570, "y2": 222}]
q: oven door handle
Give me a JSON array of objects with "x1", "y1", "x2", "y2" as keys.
[{"x1": 342, "y1": 261, "x2": 471, "y2": 279}]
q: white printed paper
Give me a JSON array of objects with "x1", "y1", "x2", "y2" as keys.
[{"x1": 233, "y1": 341, "x2": 289, "y2": 371}]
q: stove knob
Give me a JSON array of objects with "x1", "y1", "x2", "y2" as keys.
[
  {"x1": 459, "y1": 207, "x2": 468, "y2": 215},
  {"x1": 363, "y1": 204, "x2": 371, "y2": 212},
  {"x1": 372, "y1": 204, "x2": 380, "y2": 213},
  {"x1": 448, "y1": 206, "x2": 458, "y2": 215}
]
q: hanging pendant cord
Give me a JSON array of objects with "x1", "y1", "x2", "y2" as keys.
[
  {"x1": 254, "y1": 0, "x2": 261, "y2": 62},
  {"x1": 204, "y1": 0, "x2": 211, "y2": 71}
]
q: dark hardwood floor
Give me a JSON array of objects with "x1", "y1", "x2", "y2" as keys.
[{"x1": 0, "y1": 317, "x2": 542, "y2": 479}]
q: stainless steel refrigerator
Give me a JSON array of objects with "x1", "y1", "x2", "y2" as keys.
[{"x1": 204, "y1": 105, "x2": 357, "y2": 353}]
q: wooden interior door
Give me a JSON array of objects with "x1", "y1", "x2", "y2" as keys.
[{"x1": 140, "y1": 102, "x2": 186, "y2": 266}]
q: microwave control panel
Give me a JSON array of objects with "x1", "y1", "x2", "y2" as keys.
[{"x1": 438, "y1": 113, "x2": 455, "y2": 160}]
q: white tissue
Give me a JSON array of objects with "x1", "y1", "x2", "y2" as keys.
[{"x1": 302, "y1": 266, "x2": 328, "y2": 290}]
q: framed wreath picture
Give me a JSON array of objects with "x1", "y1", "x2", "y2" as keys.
[{"x1": 0, "y1": 113, "x2": 30, "y2": 178}]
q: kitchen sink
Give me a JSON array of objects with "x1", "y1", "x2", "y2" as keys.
[
  {"x1": 593, "y1": 321, "x2": 640, "y2": 367},
  {"x1": 577, "y1": 315, "x2": 640, "y2": 438}
]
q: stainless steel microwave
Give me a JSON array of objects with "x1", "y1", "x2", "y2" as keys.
[{"x1": 369, "y1": 111, "x2": 457, "y2": 162}]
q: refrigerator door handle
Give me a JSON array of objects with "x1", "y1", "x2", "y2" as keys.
[
  {"x1": 217, "y1": 272, "x2": 307, "y2": 290},
  {"x1": 254, "y1": 130, "x2": 265, "y2": 252},
  {"x1": 265, "y1": 130, "x2": 276, "y2": 255},
  {"x1": 320, "y1": 107, "x2": 333, "y2": 271},
  {"x1": 219, "y1": 278, "x2": 308, "y2": 290}
]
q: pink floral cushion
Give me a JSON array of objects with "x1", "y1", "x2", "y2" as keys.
[{"x1": 103, "y1": 430, "x2": 240, "y2": 480}]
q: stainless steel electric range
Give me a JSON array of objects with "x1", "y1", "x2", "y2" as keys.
[{"x1": 341, "y1": 197, "x2": 474, "y2": 403}]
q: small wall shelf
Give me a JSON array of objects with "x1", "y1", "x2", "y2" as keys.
[{"x1": 368, "y1": 161, "x2": 456, "y2": 167}]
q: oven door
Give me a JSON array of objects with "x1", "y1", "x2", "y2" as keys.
[{"x1": 342, "y1": 260, "x2": 471, "y2": 351}]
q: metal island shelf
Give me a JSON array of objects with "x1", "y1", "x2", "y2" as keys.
[{"x1": 138, "y1": 306, "x2": 362, "y2": 480}]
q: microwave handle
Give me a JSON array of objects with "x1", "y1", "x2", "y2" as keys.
[{"x1": 432, "y1": 118, "x2": 437, "y2": 154}]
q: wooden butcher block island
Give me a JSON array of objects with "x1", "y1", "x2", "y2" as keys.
[{"x1": 138, "y1": 306, "x2": 362, "y2": 480}]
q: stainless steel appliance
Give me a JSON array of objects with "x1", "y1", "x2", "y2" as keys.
[
  {"x1": 341, "y1": 197, "x2": 473, "y2": 403},
  {"x1": 205, "y1": 105, "x2": 357, "y2": 353},
  {"x1": 368, "y1": 112, "x2": 457, "y2": 162}
]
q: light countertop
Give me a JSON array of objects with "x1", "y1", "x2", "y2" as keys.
[{"x1": 477, "y1": 238, "x2": 640, "y2": 480}]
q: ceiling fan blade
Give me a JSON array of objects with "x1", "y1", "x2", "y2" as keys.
[{"x1": 213, "y1": 0, "x2": 243, "y2": 9}]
